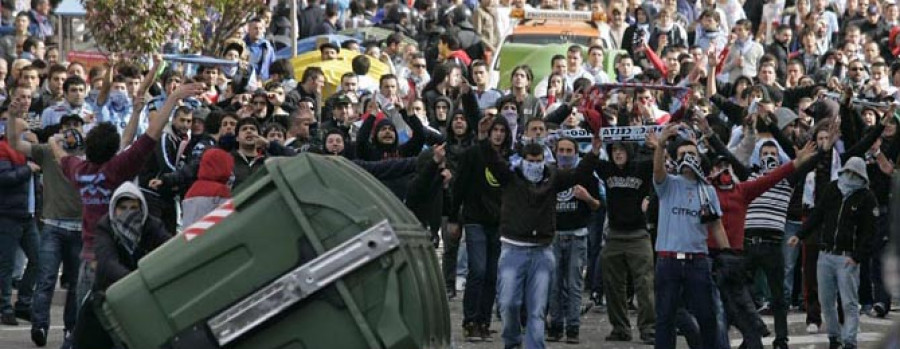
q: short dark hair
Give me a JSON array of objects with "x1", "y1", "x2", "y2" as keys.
[
  {"x1": 521, "y1": 142, "x2": 545, "y2": 158},
  {"x1": 386, "y1": 33, "x2": 404, "y2": 46},
  {"x1": 340, "y1": 71, "x2": 357, "y2": 82},
  {"x1": 269, "y1": 59, "x2": 295, "y2": 80},
  {"x1": 352, "y1": 55, "x2": 371, "y2": 75},
  {"x1": 63, "y1": 76, "x2": 86, "y2": 92},
  {"x1": 567, "y1": 45, "x2": 583, "y2": 54},
  {"x1": 85, "y1": 122, "x2": 120, "y2": 164},
  {"x1": 439, "y1": 34, "x2": 461, "y2": 51},
  {"x1": 379, "y1": 74, "x2": 398, "y2": 86},
  {"x1": 48, "y1": 64, "x2": 67, "y2": 78},
  {"x1": 550, "y1": 54, "x2": 566, "y2": 68},
  {"x1": 22, "y1": 36, "x2": 40, "y2": 53},
  {"x1": 162, "y1": 70, "x2": 184, "y2": 85},
  {"x1": 301, "y1": 66, "x2": 324, "y2": 84},
  {"x1": 236, "y1": 117, "x2": 260, "y2": 133}
]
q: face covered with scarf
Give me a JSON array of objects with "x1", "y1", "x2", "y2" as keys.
[
  {"x1": 837, "y1": 171, "x2": 867, "y2": 197},
  {"x1": 520, "y1": 143, "x2": 547, "y2": 183},
  {"x1": 112, "y1": 196, "x2": 145, "y2": 256}
]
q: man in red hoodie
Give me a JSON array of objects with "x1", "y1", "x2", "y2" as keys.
[
  {"x1": 705, "y1": 141, "x2": 817, "y2": 349},
  {"x1": 439, "y1": 34, "x2": 472, "y2": 68},
  {"x1": 181, "y1": 148, "x2": 234, "y2": 227}
]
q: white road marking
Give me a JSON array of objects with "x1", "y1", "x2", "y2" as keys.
[
  {"x1": 0, "y1": 325, "x2": 65, "y2": 331},
  {"x1": 731, "y1": 332, "x2": 884, "y2": 347},
  {"x1": 759, "y1": 313, "x2": 895, "y2": 326}
]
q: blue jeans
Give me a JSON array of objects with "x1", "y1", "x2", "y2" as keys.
[
  {"x1": 497, "y1": 242, "x2": 555, "y2": 349},
  {"x1": 31, "y1": 224, "x2": 82, "y2": 331},
  {"x1": 655, "y1": 257, "x2": 718, "y2": 349},
  {"x1": 548, "y1": 232, "x2": 587, "y2": 330},
  {"x1": 461, "y1": 224, "x2": 500, "y2": 325},
  {"x1": 585, "y1": 208, "x2": 606, "y2": 294},
  {"x1": 0, "y1": 216, "x2": 40, "y2": 315},
  {"x1": 782, "y1": 220, "x2": 802, "y2": 305},
  {"x1": 818, "y1": 252, "x2": 860, "y2": 346},
  {"x1": 712, "y1": 286, "x2": 731, "y2": 349}
]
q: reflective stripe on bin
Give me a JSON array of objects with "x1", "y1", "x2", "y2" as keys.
[{"x1": 183, "y1": 200, "x2": 235, "y2": 241}]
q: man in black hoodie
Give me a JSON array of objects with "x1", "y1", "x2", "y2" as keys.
[
  {"x1": 596, "y1": 141, "x2": 656, "y2": 344},
  {"x1": 789, "y1": 157, "x2": 877, "y2": 349},
  {"x1": 447, "y1": 116, "x2": 511, "y2": 342},
  {"x1": 441, "y1": 111, "x2": 476, "y2": 298},
  {"x1": 485, "y1": 133, "x2": 601, "y2": 349}
]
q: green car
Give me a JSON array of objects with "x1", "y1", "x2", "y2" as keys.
[{"x1": 490, "y1": 42, "x2": 623, "y2": 91}]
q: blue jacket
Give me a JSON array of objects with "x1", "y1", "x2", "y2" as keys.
[
  {"x1": 0, "y1": 159, "x2": 32, "y2": 219},
  {"x1": 244, "y1": 37, "x2": 276, "y2": 81}
]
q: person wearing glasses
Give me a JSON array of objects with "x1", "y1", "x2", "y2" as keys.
[{"x1": 401, "y1": 53, "x2": 431, "y2": 100}]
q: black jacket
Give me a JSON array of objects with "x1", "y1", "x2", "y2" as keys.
[
  {"x1": 595, "y1": 156, "x2": 653, "y2": 232},
  {"x1": 484, "y1": 146, "x2": 599, "y2": 245},
  {"x1": 0, "y1": 158, "x2": 31, "y2": 219},
  {"x1": 93, "y1": 215, "x2": 170, "y2": 291},
  {"x1": 231, "y1": 151, "x2": 266, "y2": 190},
  {"x1": 555, "y1": 160, "x2": 600, "y2": 231},
  {"x1": 797, "y1": 182, "x2": 877, "y2": 263}
]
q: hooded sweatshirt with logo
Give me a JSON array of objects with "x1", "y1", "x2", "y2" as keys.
[
  {"x1": 449, "y1": 117, "x2": 512, "y2": 227},
  {"x1": 62, "y1": 134, "x2": 157, "y2": 260}
]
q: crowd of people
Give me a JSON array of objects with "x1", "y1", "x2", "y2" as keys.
[{"x1": 0, "y1": 0, "x2": 898, "y2": 348}]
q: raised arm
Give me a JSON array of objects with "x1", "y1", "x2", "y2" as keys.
[
  {"x1": 121, "y1": 55, "x2": 164, "y2": 148},
  {"x1": 649, "y1": 124, "x2": 678, "y2": 184}
]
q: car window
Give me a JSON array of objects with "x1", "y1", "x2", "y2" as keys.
[{"x1": 504, "y1": 34, "x2": 594, "y2": 46}]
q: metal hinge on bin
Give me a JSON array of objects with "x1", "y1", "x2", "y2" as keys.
[{"x1": 206, "y1": 220, "x2": 400, "y2": 346}]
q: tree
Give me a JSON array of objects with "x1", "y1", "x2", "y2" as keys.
[
  {"x1": 201, "y1": 0, "x2": 267, "y2": 55},
  {"x1": 82, "y1": 0, "x2": 265, "y2": 56}
]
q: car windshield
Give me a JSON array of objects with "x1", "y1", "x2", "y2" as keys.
[{"x1": 503, "y1": 34, "x2": 594, "y2": 46}]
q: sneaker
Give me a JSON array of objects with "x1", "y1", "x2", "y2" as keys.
[
  {"x1": 1, "y1": 314, "x2": 18, "y2": 326},
  {"x1": 60, "y1": 330, "x2": 73, "y2": 349},
  {"x1": 479, "y1": 323, "x2": 493, "y2": 342},
  {"x1": 463, "y1": 322, "x2": 482, "y2": 342},
  {"x1": 546, "y1": 326, "x2": 563, "y2": 342},
  {"x1": 640, "y1": 332, "x2": 655, "y2": 345},
  {"x1": 31, "y1": 327, "x2": 47, "y2": 347},
  {"x1": 772, "y1": 338, "x2": 788, "y2": 349},
  {"x1": 873, "y1": 303, "x2": 888, "y2": 318},
  {"x1": 828, "y1": 336, "x2": 841, "y2": 349},
  {"x1": 565, "y1": 328, "x2": 579, "y2": 344},
  {"x1": 806, "y1": 323, "x2": 819, "y2": 334},
  {"x1": 605, "y1": 331, "x2": 632, "y2": 341},
  {"x1": 758, "y1": 303, "x2": 773, "y2": 316}
]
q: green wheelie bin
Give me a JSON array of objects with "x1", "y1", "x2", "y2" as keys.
[{"x1": 97, "y1": 154, "x2": 451, "y2": 349}]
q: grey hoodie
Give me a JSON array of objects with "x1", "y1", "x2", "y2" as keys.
[{"x1": 109, "y1": 181, "x2": 149, "y2": 227}]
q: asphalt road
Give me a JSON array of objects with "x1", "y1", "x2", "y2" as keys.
[{"x1": 1, "y1": 291, "x2": 894, "y2": 349}]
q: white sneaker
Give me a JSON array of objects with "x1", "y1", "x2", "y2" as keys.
[{"x1": 806, "y1": 323, "x2": 819, "y2": 334}]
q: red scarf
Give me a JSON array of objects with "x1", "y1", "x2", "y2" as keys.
[{"x1": 0, "y1": 140, "x2": 26, "y2": 165}]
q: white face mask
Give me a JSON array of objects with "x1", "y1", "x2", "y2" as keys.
[{"x1": 521, "y1": 160, "x2": 545, "y2": 183}]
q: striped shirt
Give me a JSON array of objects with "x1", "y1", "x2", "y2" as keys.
[{"x1": 744, "y1": 170, "x2": 794, "y2": 234}]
